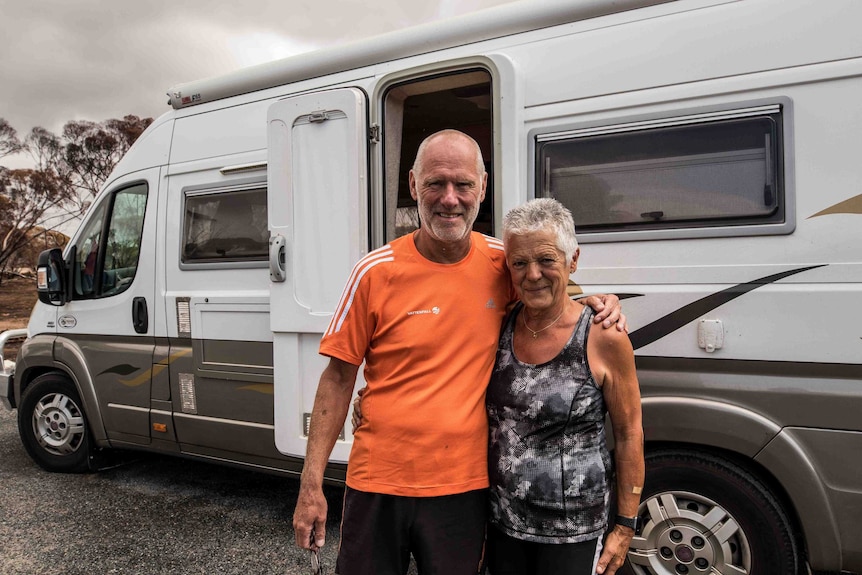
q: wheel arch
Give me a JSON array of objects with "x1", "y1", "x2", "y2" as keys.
[
  {"x1": 641, "y1": 396, "x2": 779, "y2": 457},
  {"x1": 15, "y1": 336, "x2": 109, "y2": 446},
  {"x1": 639, "y1": 395, "x2": 839, "y2": 571},
  {"x1": 753, "y1": 430, "x2": 842, "y2": 572}
]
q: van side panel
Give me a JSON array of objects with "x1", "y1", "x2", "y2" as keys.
[
  {"x1": 513, "y1": 2, "x2": 861, "y2": 570},
  {"x1": 519, "y1": 0, "x2": 862, "y2": 110},
  {"x1": 170, "y1": 103, "x2": 268, "y2": 165}
]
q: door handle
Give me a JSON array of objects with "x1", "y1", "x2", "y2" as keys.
[
  {"x1": 269, "y1": 234, "x2": 286, "y2": 282},
  {"x1": 132, "y1": 297, "x2": 148, "y2": 334}
]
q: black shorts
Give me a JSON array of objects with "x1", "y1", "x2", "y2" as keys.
[
  {"x1": 335, "y1": 486, "x2": 487, "y2": 575},
  {"x1": 486, "y1": 525, "x2": 602, "y2": 575}
]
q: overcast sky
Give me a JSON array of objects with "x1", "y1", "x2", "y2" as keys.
[{"x1": 1, "y1": 0, "x2": 516, "y2": 167}]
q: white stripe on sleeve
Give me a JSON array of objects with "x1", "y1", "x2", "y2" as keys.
[{"x1": 324, "y1": 246, "x2": 394, "y2": 336}]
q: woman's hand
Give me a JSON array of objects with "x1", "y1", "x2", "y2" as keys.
[{"x1": 596, "y1": 524, "x2": 635, "y2": 574}]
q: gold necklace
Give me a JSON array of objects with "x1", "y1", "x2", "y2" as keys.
[{"x1": 523, "y1": 306, "x2": 566, "y2": 338}]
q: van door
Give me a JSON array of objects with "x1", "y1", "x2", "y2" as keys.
[
  {"x1": 268, "y1": 88, "x2": 369, "y2": 462},
  {"x1": 53, "y1": 170, "x2": 158, "y2": 444}
]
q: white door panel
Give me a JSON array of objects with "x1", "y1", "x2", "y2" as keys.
[{"x1": 268, "y1": 88, "x2": 369, "y2": 460}]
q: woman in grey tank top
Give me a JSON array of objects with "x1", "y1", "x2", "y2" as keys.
[{"x1": 486, "y1": 199, "x2": 644, "y2": 575}]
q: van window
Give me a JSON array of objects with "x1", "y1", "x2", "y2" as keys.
[
  {"x1": 382, "y1": 69, "x2": 493, "y2": 241},
  {"x1": 73, "y1": 183, "x2": 148, "y2": 299},
  {"x1": 536, "y1": 106, "x2": 784, "y2": 233},
  {"x1": 182, "y1": 188, "x2": 268, "y2": 264}
]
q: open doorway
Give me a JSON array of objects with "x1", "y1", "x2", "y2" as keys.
[{"x1": 382, "y1": 69, "x2": 493, "y2": 241}]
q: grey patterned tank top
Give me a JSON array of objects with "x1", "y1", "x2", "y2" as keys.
[{"x1": 486, "y1": 304, "x2": 612, "y2": 544}]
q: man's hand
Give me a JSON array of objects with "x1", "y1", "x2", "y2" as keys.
[
  {"x1": 350, "y1": 387, "x2": 367, "y2": 434},
  {"x1": 293, "y1": 484, "x2": 328, "y2": 550},
  {"x1": 581, "y1": 293, "x2": 627, "y2": 332},
  {"x1": 596, "y1": 525, "x2": 634, "y2": 574},
  {"x1": 292, "y1": 358, "x2": 359, "y2": 551}
]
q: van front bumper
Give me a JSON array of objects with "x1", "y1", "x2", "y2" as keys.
[
  {"x1": 0, "y1": 329, "x2": 27, "y2": 411},
  {"x1": 1, "y1": 369, "x2": 13, "y2": 411}
]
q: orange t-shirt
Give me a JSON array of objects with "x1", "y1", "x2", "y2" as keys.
[{"x1": 320, "y1": 232, "x2": 515, "y2": 497}]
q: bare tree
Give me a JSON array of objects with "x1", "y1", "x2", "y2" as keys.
[
  {"x1": 0, "y1": 119, "x2": 23, "y2": 159},
  {"x1": 0, "y1": 115, "x2": 152, "y2": 283},
  {"x1": 0, "y1": 167, "x2": 71, "y2": 279},
  {"x1": 61, "y1": 115, "x2": 153, "y2": 213}
]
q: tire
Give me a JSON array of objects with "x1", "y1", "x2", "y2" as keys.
[
  {"x1": 17, "y1": 373, "x2": 92, "y2": 473},
  {"x1": 625, "y1": 449, "x2": 802, "y2": 575}
]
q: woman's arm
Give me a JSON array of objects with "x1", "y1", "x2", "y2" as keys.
[{"x1": 588, "y1": 327, "x2": 644, "y2": 575}]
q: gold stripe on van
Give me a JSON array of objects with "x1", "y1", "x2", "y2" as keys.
[{"x1": 808, "y1": 193, "x2": 862, "y2": 218}]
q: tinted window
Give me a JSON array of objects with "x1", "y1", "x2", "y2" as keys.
[
  {"x1": 73, "y1": 183, "x2": 147, "y2": 299},
  {"x1": 182, "y1": 188, "x2": 268, "y2": 263},
  {"x1": 537, "y1": 110, "x2": 783, "y2": 233}
]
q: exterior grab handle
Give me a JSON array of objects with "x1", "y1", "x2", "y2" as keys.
[
  {"x1": 269, "y1": 234, "x2": 286, "y2": 282},
  {"x1": 132, "y1": 297, "x2": 148, "y2": 334}
]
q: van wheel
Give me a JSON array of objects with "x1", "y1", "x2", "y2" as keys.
[
  {"x1": 626, "y1": 450, "x2": 802, "y2": 575},
  {"x1": 18, "y1": 373, "x2": 91, "y2": 473}
]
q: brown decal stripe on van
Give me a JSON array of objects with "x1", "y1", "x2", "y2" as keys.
[
  {"x1": 98, "y1": 349, "x2": 193, "y2": 387},
  {"x1": 98, "y1": 364, "x2": 140, "y2": 377},
  {"x1": 120, "y1": 364, "x2": 168, "y2": 387},
  {"x1": 237, "y1": 384, "x2": 274, "y2": 395},
  {"x1": 616, "y1": 294, "x2": 644, "y2": 301},
  {"x1": 628, "y1": 265, "x2": 826, "y2": 351},
  {"x1": 97, "y1": 363, "x2": 152, "y2": 387},
  {"x1": 808, "y1": 193, "x2": 862, "y2": 218},
  {"x1": 118, "y1": 348, "x2": 193, "y2": 387}
]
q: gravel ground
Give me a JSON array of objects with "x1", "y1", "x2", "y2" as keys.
[{"x1": 0, "y1": 405, "x2": 352, "y2": 575}]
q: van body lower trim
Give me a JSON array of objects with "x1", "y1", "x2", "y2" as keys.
[
  {"x1": 636, "y1": 355, "x2": 862, "y2": 379},
  {"x1": 106, "y1": 403, "x2": 150, "y2": 413},
  {"x1": 173, "y1": 412, "x2": 274, "y2": 431}
]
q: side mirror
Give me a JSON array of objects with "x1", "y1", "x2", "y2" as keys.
[{"x1": 36, "y1": 248, "x2": 68, "y2": 306}]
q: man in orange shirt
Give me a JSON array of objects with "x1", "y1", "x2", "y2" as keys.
[{"x1": 292, "y1": 130, "x2": 623, "y2": 575}]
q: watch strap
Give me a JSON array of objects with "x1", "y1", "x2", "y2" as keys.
[{"x1": 615, "y1": 514, "x2": 640, "y2": 531}]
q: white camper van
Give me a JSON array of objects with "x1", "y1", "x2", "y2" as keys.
[{"x1": 2, "y1": 0, "x2": 861, "y2": 572}]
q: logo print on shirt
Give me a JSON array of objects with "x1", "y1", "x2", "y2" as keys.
[
  {"x1": 486, "y1": 299, "x2": 496, "y2": 309},
  {"x1": 407, "y1": 306, "x2": 441, "y2": 316}
]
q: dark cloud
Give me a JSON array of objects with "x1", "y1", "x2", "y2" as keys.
[{"x1": 1, "y1": 0, "x2": 512, "y2": 154}]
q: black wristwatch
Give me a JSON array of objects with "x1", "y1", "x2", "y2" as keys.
[{"x1": 615, "y1": 514, "x2": 641, "y2": 531}]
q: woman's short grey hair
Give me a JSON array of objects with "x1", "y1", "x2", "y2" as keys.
[{"x1": 503, "y1": 198, "x2": 578, "y2": 261}]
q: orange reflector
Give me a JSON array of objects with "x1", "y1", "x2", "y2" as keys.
[{"x1": 153, "y1": 423, "x2": 168, "y2": 433}]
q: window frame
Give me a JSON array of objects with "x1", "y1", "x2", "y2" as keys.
[
  {"x1": 529, "y1": 98, "x2": 796, "y2": 243},
  {"x1": 178, "y1": 178, "x2": 269, "y2": 270},
  {"x1": 70, "y1": 181, "x2": 149, "y2": 301}
]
